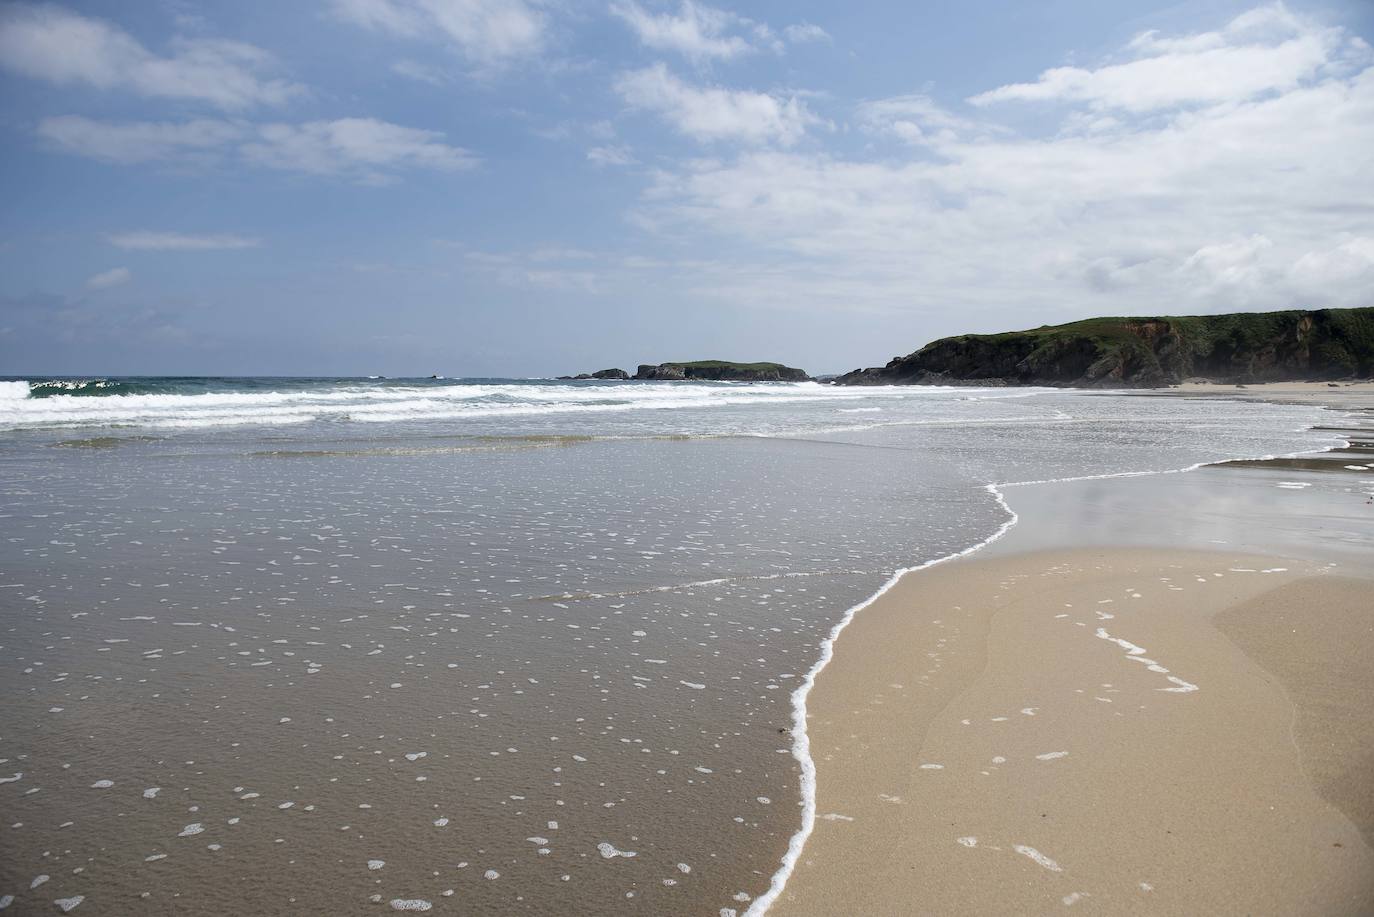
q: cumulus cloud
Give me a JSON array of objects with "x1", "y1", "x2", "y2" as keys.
[
  {"x1": 856, "y1": 94, "x2": 986, "y2": 147},
  {"x1": 330, "y1": 0, "x2": 546, "y2": 68},
  {"x1": 39, "y1": 116, "x2": 477, "y2": 181},
  {"x1": 615, "y1": 63, "x2": 819, "y2": 145},
  {"x1": 969, "y1": 2, "x2": 1368, "y2": 112},
  {"x1": 108, "y1": 232, "x2": 262, "y2": 251},
  {"x1": 85, "y1": 266, "x2": 131, "y2": 289},
  {"x1": 611, "y1": 0, "x2": 756, "y2": 61},
  {"x1": 627, "y1": 8, "x2": 1374, "y2": 318},
  {"x1": 0, "y1": 3, "x2": 303, "y2": 109},
  {"x1": 610, "y1": 1, "x2": 827, "y2": 61}
]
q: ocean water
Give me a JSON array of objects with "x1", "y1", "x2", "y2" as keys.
[{"x1": 0, "y1": 377, "x2": 1342, "y2": 915}]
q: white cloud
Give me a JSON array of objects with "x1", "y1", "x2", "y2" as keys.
[
  {"x1": 1289, "y1": 236, "x2": 1374, "y2": 292},
  {"x1": 85, "y1": 266, "x2": 132, "y2": 289},
  {"x1": 626, "y1": 10, "x2": 1374, "y2": 319},
  {"x1": 0, "y1": 3, "x2": 302, "y2": 109},
  {"x1": 610, "y1": 2, "x2": 824, "y2": 61},
  {"x1": 783, "y1": 23, "x2": 830, "y2": 45},
  {"x1": 1180, "y1": 235, "x2": 1276, "y2": 295},
  {"x1": 856, "y1": 94, "x2": 985, "y2": 147},
  {"x1": 40, "y1": 116, "x2": 478, "y2": 181},
  {"x1": 330, "y1": 0, "x2": 546, "y2": 68},
  {"x1": 588, "y1": 144, "x2": 636, "y2": 166},
  {"x1": 610, "y1": 0, "x2": 754, "y2": 61},
  {"x1": 615, "y1": 64, "x2": 819, "y2": 145},
  {"x1": 37, "y1": 115, "x2": 242, "y2": 164},
  {"x1": 241, "y1": 118, "x2": 478, "y2": 179},
  {"x1": 969, "y1": 2, "x2": 1366, "y2": 112},
  {"x1": 108, "y1": 232, "x2": 262, "y2": 251}
]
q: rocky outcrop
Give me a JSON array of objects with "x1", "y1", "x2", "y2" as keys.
[
  {"x1": 633, "y1": 361, "x2": 810, "y2": 382},
  {"x1": 836, "y1": 307, "x2": 1374, "y2": 387},
  {"x1": 558, "y1": 367, "x2": 630, "y2": 380}
]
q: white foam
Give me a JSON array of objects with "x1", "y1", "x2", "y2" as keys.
[
  {"x1": 1013, "y1": 844, "x2": 1063, "y2": 872},
  {"x1": 389, "y1": 900, "x2": 432, "y2": 911},
  {"x1": 0, "y1": 379, "x2": 879, "y2": 432},
  {"x1": 1095, "y1": 628, "x2": 1198, "y2": 693},
  {"x1": 597, "y1": 842, "x2": 637, "y2": 859},
  {"x1": 54, "y1": 897, "x2": 85, "y2": 913}
]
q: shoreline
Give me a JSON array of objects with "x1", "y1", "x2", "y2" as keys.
[
  {"x1": 753, "y1": 387, "x2": 1374, "y2": 915},
  {"x1": 743, "y1": 484, "x2": 1022, "y2": 917}
]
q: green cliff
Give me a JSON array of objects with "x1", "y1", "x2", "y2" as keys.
[{"x1": 836, "y1": 307, "x2": 1374, "y2": 387}]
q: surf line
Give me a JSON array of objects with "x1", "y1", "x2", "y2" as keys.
[{"x1": 744, "y1": 481, "x2": 1019, "y2": 916}]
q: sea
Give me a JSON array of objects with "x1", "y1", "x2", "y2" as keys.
[{"x1": 0, "y1": 376, "x2": 1345, "y2": 915}]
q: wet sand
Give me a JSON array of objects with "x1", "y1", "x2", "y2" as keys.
[{"x1": 774, "y1": 392, "x2": 1374, "y2": 915}]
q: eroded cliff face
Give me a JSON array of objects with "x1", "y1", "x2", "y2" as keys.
[{"x1": 836, "y1": 308, "x2": 1373, "y2": 387}]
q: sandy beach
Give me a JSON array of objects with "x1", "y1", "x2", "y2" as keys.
[
  {"x1": 1172, "y1": 380, "x2": 1374, "y2": 405},
  {"x1": 774, "y1": 390, "x2": 1374, "y2": 915}
]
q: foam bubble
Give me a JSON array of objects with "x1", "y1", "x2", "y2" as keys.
[
  {"x1": 1013, "y1": 844, "x2": 1063, "y2": 872},
  {"x1": 597, "y1": 842, "x2": 637, "y2": 859}
]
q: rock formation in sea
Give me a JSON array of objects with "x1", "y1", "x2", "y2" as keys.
[
  {"x1": 557, "y1": 368, "x2": 631, "y2": 380},
  {"x1": 562, "y1": 362, "x2": 810, "y2": 382},
  {"x1": 632, "y1": 361, "x2": 810, "y2": 382}
]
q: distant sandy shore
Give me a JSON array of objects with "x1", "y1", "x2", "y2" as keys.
[
  {"x1": 1170, "y1": 379, "x2": 1374, "y2": 410},
  {"x1": 772, "y1": 390, "x2": 1374, "y2": 915}
]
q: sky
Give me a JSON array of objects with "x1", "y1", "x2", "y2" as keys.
[{"x1": 0, "y1": 0, "x2": 1371, "y2": 377}]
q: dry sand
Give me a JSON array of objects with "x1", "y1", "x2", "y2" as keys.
[
  {"x1": 774, "y1": 548, "x2": 1374, "y2": 915},
  {"x1": 1172, "y1": 380, "x2": 1374, "y2": 411}
]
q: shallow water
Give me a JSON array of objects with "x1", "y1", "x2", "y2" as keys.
[{"x1": 0, "y1": 378, "x2": 1342, "y2": 914}]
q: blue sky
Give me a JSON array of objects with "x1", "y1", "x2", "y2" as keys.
[{"x1": 1, "y1": 0, "x2": 1371, "y2": 376}]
